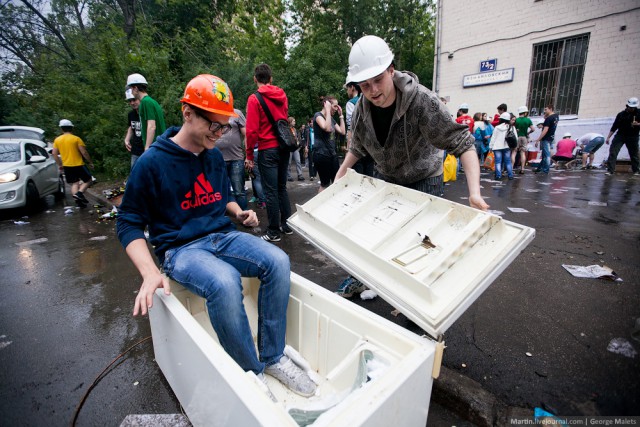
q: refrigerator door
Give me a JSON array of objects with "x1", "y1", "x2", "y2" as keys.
[{"x1": 287, "y1": 169, "x2": 535, "y2": 338}]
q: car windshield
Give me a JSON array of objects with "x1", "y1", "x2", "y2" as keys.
[
  {"x1": 0, "y1": 129, "x2": 44, "y2": 141},
  {"x1": 0, "y1": 143, "x2": 21, "y2": 162}
]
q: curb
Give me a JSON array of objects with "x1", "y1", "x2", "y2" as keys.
[{"x1": 434, "y1": 366, "x2": 530, "y2": 426}]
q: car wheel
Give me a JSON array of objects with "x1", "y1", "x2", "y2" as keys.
[
  {"x1": 54, "y1": 174, "x2": 66, "y2": 200},
  {"x1": 25, "y1": 181, "x2": 41, "y2": 212}
]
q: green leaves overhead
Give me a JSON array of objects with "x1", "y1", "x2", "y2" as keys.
[{"x1": 0, "y1": 0, "x2": 435, "y2": 179}]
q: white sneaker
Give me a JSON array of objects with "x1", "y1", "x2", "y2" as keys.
[{"x1": 265, "y1": 356, "x2": 317, "y2": 397}]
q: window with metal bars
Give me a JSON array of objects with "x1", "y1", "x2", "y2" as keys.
[{"x1": 527, "y1": 33, "x2": 590, "y2": 116}]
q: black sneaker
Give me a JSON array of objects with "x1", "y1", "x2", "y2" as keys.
[
  {"x1": 280, "y1": 224, "x2": 293, "y2": 235},
  {"x1": 73, "y1": 191, "x2": 88, "y2": 203},
  {"x1": 297, "y1": 176, "x2": 305, "y2": 181},
  {"x1": 262, "y1": 232, "x2": 281, "y2": 242}
]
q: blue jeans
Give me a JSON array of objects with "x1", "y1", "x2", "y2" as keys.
[
  {"x1": 493, "y1": 148, "x2": 513, "y2": 179},
  {"x1": 251, "y1": 161, "x2": 266, "y2": 203},
  {"x1": 131, "y1": 154, "x2": 140, "y2": 171},
  {"x1": 162, "y1": 231, "x2": 291, "y2": 374},
  {"x1": 288, "y1": 150, "x2": 303, "y2": 179},
  {"x1": 258, "y1": 148, "x2": 292, "y2": 234},
  {"x1": 536, "y1": 139, "x2": 552, "y2": 173},
  {"x1": 226, "y1": 160, "x2": 247, "y2": 210}
]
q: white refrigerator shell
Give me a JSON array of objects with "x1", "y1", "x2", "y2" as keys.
[{"x1": 148, "y1": 170, "x2": 535, "y2": 426}]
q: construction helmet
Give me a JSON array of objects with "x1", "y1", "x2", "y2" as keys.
[
  {"x1": 517, "y1": 106, "x2": 528, "y2": 114},
  {"x1": 126, "y1": 73, "x2": 148, "y2": 87},
  {"x1": 125, "y1": 89, "x2": 135, "y2": 100},
  {"x1": 459, "y1": 103, "x2": 469, "y2": 110},
  {"x1": 627, "y1": 97, "x2": 639, "y2": 108},
  {"x1": 59, "y1": 119, "x2": 74, "y2": 127},
  {"x1": 180, "y1": 74, "x2": 238, "y2": 117},
  {"x1": 346, "y1": 35, "x2": 394, "y2": 84},
  {"x1": 499, "y1": 112, "x2": 511, "y2": 121}
]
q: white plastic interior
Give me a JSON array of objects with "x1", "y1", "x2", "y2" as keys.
[
  {"x1": 287, "y1": 169, "x2": 536, "y2": 338},
  {"x1": 150, "y1": 272, "x2": 435, "y2": 427}
]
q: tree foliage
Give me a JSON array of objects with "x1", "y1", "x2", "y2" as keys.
[{"x1": 0, "y1": 0, "x2": 435, "y2": 179}]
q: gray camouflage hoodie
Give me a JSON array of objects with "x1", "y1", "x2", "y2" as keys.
[{"x1": 350, "y1": 70, "x2": 475, "y2": 185}]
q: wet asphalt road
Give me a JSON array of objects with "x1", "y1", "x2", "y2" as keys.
[
  {"x1": 0, "y1": 165, "x2": 638, "y2": 426},
  {"x1": 0, "y1": 198, "x2": 180, "y2": 426}
]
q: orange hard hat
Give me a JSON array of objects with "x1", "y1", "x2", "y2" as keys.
[{"x1": 180, "y1": 74, "x2": 238, "y2": 117}]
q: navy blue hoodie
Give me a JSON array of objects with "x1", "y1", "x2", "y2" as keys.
[{"x1": 117, "y1": 126, "x2": 235, "y2": 263}]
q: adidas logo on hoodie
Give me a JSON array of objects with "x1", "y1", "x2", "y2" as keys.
[{"x1": 181, "y1": 173, "x2": 222, "y2": 210}]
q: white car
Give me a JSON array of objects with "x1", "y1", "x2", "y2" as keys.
[{"x1": 0, "y1": 140, "x2": 65, "y2": 210}]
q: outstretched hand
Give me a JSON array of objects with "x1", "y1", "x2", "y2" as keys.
[
  {"x1": 469, "y1": 194, "x2": 489, "y2": 211},
  {"x1": 133, "y1": 272, "x2": 171, "y2": 316}
]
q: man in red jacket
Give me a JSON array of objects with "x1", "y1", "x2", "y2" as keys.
[{"x1": 244, "y1": 63, "x2": 293, "y2": 242}]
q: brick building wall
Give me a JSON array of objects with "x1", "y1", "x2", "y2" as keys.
[{"x1": 434, "y1": 0, "x2": 640, "y2": 120}]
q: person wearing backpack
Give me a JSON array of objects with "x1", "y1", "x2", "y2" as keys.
[
  {"x1": 245, "y1": 63, "x2": 293, "y2": 242},
  {"x1": 489, "y1": 112, "x2": 515, "y2": 180}
]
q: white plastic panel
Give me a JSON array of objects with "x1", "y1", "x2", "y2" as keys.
[{"x1": 287, "y1": 169, "x2": 536, "y2": 338}]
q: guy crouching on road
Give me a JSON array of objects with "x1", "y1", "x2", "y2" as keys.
[{"x1": 116, "y1": 74, "x2": 316, "y2": 398}]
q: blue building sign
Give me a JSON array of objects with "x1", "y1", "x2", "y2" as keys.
[{"x1": 480, "y1": 59, "x2": 497, "y2": 73}]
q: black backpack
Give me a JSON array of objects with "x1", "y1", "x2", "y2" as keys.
[
  {"x1": 505, "y1": 126, "x2": 518, "y2": 149},
  {"x1": 254, "y1": 92, "x2": 299, "y2": 152}
]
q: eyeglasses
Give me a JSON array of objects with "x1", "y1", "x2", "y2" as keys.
[{"x1": 192, "y1": 108, "x2": 232, "y2": 135}]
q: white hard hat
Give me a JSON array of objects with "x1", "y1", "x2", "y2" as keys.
[
  {"x1": 499, "y1": 112, "x2": 511, "y2": 121},
  {"x1": 459, "y1": 103, "x2": 469, "y2": 110},
  {"x1": 125, "y1": 89, "x2": 135, "y2": 100},
  {"x1": 563, "y1": 132, "x2": 572, "y2": 138},
  {"x1": 59, "y1": 119, "x2": 73, "y2": 127},
  {"x1": 517, "y1": 106, "x2": 528, "y2": 114},
  {"x1": 627, "y1": 97, "x2": 639, "y2": 108},
  {"x1": 346, "y1": 35, "x2": 394, "y2": 84},
  {"x1": 126, "y1": 73, "x2": 148, "y2": 87}
]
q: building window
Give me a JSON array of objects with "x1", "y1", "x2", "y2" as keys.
[{"x1": 527, "y1": 33, "x2": 590, "y2": 116}]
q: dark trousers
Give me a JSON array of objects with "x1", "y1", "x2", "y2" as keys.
[
  {"x1": 607, "y1": 134, "x2": 639, "y2": 173},
  {"x1": 258, "y1": 148, "x2": 292, "y2": 233},
  {"x1": 308, "y1": 147, "x2": 316, "y2": 178}
]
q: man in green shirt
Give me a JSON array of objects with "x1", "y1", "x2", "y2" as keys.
[
  {"x1": 513, "y1": 106, "x2": 535, "y2": 174},
  {"x1": 126, "y1": 73, "x2": 167, "y2": 150}
]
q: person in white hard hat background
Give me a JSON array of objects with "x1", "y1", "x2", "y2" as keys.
[
  {"x1": 604, "y1": 97, "x2": 640, "y2": 175},
  {"x1": 575, "y1": 132, "x2": 605, "y2": 170},
  {"x1": 126, "y1": 73, "x2": 166, "y2": 151},
  {"x1": 124, "y1": 89, "x2": 144, "y2": 170},
  {"x1": 336, "y1": 35, "x2": 488, "y2": 208},
  {"x1": 513, "y1": 106, "x2": 535, "y2": 174},
  {"x1": 552, "y1": 132, "x2": 578, "y2": 169},
  {"x1": 455, "y1": 103, "x2": 474, "y2": 132},
  {"x1": 52, "y1": 119, "x2": 94, "y2": 207}
]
